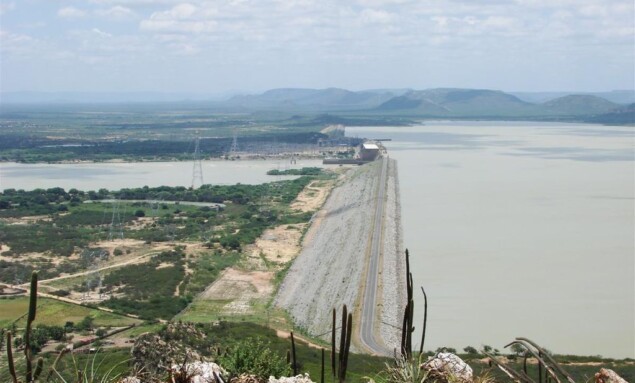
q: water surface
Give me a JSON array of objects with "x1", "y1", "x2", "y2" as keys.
[
  {"x1": 349, "y1": 121, "x2": 634, "y2": 358},
  {"x1": 0, "y1": 159, "x2": 325, "y2": 191}
]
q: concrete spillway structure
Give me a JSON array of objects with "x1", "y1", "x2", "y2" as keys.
[{"x1": 275, "y1": 159, "x2": 404, "y2": 354}]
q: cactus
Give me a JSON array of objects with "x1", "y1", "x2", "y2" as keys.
[
  {"x1": 7, "y1": 331, "x2": 18, "y2": 383},
  {"x1": 290, "y1": 332, "x2": 298, "y2": 376},
  {"x1": 329, "y1": 305, "x2": 353, "y2": 382},
  {"x1": 4, "y1": 271, "x2": 48, "y2": 383},
  {"x1": 341, "y1": 312, "x2": 352, "y2": 382},
  {"x1": 320, "y1": 348, "x2": 325, "y2": 383},
  {"x1": 400, "y1": 250, "x2": 414, "y2": 358},
  {"x1": 25, "y1": 271, "x2": 38, "y2": 382},
  {"x1": 418, "y1": 287, "x2": 428, "y2": 355},
  {"x1": 331, "y1": 308, "x2": 336, "y2": 377},
  {"x1": 337, "y1": 305, "x2": 347, "y2": 381}
]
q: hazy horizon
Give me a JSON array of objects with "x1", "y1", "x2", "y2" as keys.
[
  {"x1": 1, "y1": 1, "x2": 633, "y2": 94},
  {"x1": 2, "y1": 87, "x2": 634, "y2": 105}
]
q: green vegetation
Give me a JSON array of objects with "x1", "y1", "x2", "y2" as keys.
[
  {"x1": 101, "y1": 249, "x2": 188, "y2": 320},
  {"x1": 0, "y1": 104, "x2": 340, "y2": 163},
  {"x1": 267, "y1": 167, "x2": 323, "y2": 176},
  {"x1": 0, "y1": 297, "x2": 139, "y2": 328},
  {"x1": 218, "y1": 337, "x2": 291, "y2": 380},
  {"x1": 201, "y1": 322, "x2": 390, "y2": 382},
  {"x1": 0, "y1": 175, "x2": 320, "y2": 285}
]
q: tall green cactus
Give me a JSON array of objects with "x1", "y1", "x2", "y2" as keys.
[
  {"x1": 4, "y1": 271, "x2": 44, "y2": 383},
  {"x1": 25, "y1": 271, "x2": 38, "y2": 382},
  {"x1": 331, "y1": 308, "x2": 336, "y2": 377},
  {"x1": 320, "y1": 348, "x2": 325, "y2": 383},
  {"x1": 290, "y1": 331, "x2": 298, "y2": 375},
  {"x1": 330, "y1": 305, "x2": 353, "y2": 382},
  {"x1": 7, "y1": 331, "x2": 18, "y2": 383},
  {"x1": 401, "y1": 250, "x2": 414, "y2": 358},
  {"x1": 418, "y1": 287, "x2": 428, "y2": 355}
]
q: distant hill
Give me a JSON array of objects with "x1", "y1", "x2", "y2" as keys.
[
  {"x1": 4, "y1": 87, "x2": 632, "y2": 124},
  {"x1": 225, "y1": 88, "x2": 394, "y2": 111},
  {"x1": 541, "y1": 95, "x2": 620, "y2": 116},
  {"x1": 376, "y1": 88, "x2": 537, "y2": 116},
  {"x1": 586, "y1": 103, "x2": 635, "y2": 125},
  {"x1": 512, "y1": 90, "x2": 635, "y2": 104},
  {"x1": 375, "y1": 91, "x2": 449, "y2": 114}
]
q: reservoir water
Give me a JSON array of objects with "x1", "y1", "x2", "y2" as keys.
[
  {"x1": 0, "y1": 159, "x2": 325, "y2": 191},
  {"x1": 348, "y1": 121, "x2": 634, "y2": 358}
]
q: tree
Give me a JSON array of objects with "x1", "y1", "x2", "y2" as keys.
[
  {"x1": 134, "y1": 209, "x2": 146, "y2": 217},
  {"x1": 510, "y1": 343, "x2": 526, "y2": 356},
  {"x1": 463, "y1": 346, "x2": 478, "y2": 354},
  {"x1": 77, "y1": 316, "x2": 94, "y2": 332}
]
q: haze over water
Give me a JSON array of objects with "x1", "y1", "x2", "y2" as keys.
[{"x1": 349, "y1": 121, "x2": 634, "y2": 358}]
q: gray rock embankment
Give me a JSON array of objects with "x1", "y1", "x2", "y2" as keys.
[
  {"x1": 275, "y1": 159, "x2": 405, "y2": 348},
  {"x1": 379, "y1": 159, "x2": 406, "y2": 350},
  {"x1": 275, "y1": 162, "x2": 381, "y2": 338}
]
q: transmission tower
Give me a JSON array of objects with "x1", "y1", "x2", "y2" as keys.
[
  {"x1": 192, "y1": 134, "x2": 204, "y2": 188},
  {"x1": 108, "y1": 199, "x2": 124, "y2": 241},
  {"x1": 229, "y1": 129, "x2": 239, "y2": 158}
]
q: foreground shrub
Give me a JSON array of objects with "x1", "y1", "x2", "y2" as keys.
[{"x1": 218, "y1": 337, "x2": 291, "y2": 381}]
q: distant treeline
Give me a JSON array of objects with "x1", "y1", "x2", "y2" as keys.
[
  {"x1": 0, "y1": 177, "x2": 314, "y2": 211},
  {"x1": 0, "y1": 131, "x2": 328, "y2": 163},
  {"x1": 266, "y1": 167, "x2": 323, "y2": 176}
]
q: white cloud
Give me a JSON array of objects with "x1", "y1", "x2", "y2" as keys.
[
  {"x1": 57, "y1": 7, "x2": 87, "y2": 19},
  {"x1": 158, "y1": 3, "x2": 197, "y2": 19},
  {"x1": 139, "y1": 3, "x2": 225, "y2": 33},
  {"x1": 89, "y1": 0, "x2": 181, "y2": 5},
  {"x1": 360, "y1": 9, "x2": 396, "y2": 24},
  {"x1": 92, "y1": 28, "x2": 113, "y2": 37},
  {"x1": 4, "y1": 0, "x2": 633, "y2": 92},
  {"x1": 95, "y1": 6, "x2": 136, "y2": 20},
  {"x1": 0, "y1": 1, "x2": 15, "y2": 15}
]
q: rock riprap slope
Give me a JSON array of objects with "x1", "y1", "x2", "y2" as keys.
[{"x1": 276, "y1": 160, "x2": 404, "y2": 349}]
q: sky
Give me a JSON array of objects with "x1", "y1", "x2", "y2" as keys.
[{"x1": 0, "y1": 0, "x2": 633, "y2": 94}]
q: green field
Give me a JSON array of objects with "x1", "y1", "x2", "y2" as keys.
[{"x1": 0, "y1": 297, "x2": 141, "y2": 328}]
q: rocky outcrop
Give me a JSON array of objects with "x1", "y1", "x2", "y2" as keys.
[
  {"x1": 170, "y1": 362, "x2": 226, "y2": 383},
  {"x1": 595, "y1": 368, "x2": 628, "y2": 383},
  {"x1": 268, "y1": 373, "x2": 315, "y2": 383},
  {"x1": 132, "y1": 322, "x2": 208, "y2": 374},
  {"x1": 421, "y1": 353, "x2": 473, "y2": 383}
]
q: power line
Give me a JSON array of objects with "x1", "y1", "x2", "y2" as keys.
[{"x1": 191, "y1": 133, "x2": 204, "y2": 189}]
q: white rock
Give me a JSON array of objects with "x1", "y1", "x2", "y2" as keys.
[
  {"x1": 421, "y1": 352, "x2": 473, "y2": 383},
  {"x1": 118, "y1": 378, "x2": 141, "y2": 383},
  {"x1": 268, "y1": 373, "x2": 315, "y2": 383},
  {"x1": 170, "y1": 361, "x2": 226, "y2": 383},
  {"x1": 595, "y1": 368, "x2": 628, "y2": 383}
]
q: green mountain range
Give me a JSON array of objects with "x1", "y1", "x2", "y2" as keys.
[{"x1": 221, "y1": 87, "x2": 633, "y2": 122}]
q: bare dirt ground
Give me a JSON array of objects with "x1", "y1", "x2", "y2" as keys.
[
  {"x1": 251, "y1": 224, "x2": 306, "y2": 263},
  {"x1": 1, "y1": 215, "x2": 53, "y2": 225},
  {"x1": 291, "y1": 180, "x2": 334, "y2": 212},
  {"x1": 200, "y1": 268, "x2": 274, "y2": 314},
  {"x1": 276, "y1": 330, "x2": 323, "y2": 349}
]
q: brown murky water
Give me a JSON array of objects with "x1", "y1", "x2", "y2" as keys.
[{"x1": 349, "y1": 121, "x2": 634, "y2": 358}]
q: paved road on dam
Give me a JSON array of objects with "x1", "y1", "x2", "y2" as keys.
[{"x1": 359, "y1": 158, "x2": 392, "y2": 356}]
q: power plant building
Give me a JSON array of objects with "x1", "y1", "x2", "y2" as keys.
[{"x1": 359, "y1": 142, "x2": 380, "y2": 161}]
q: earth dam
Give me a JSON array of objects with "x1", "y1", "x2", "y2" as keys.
[{"x1": 275, "y1": 158, "x2": 405, "y2": 355}]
